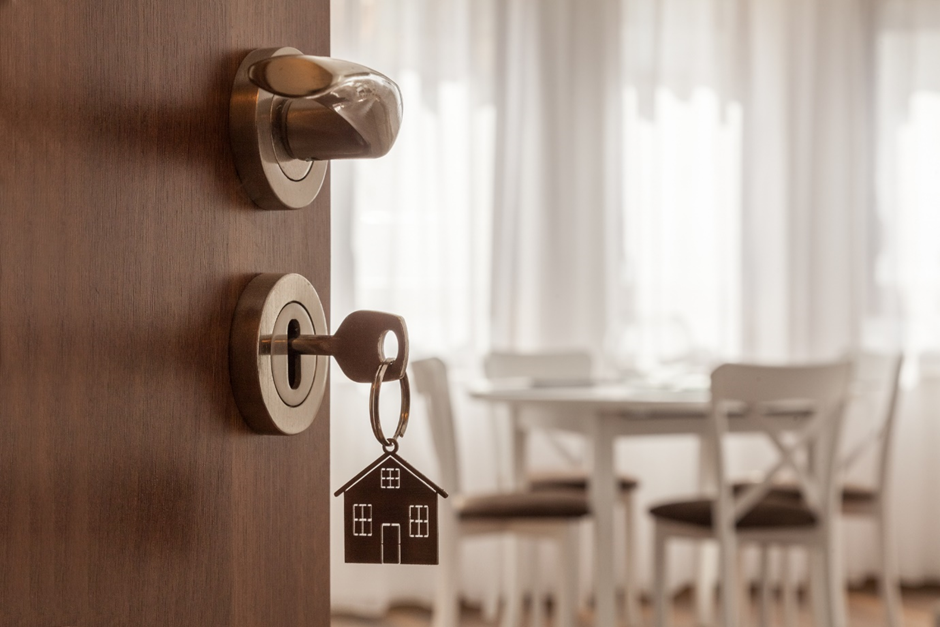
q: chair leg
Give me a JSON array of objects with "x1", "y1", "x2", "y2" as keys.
[
  {"x1": 434, "y1": 515, "x2": 461, "y2": 627},
  {"x1": 532, "y1": 542, "x2": 544, "y2": 627},
  {"x1": 556, "y1": 525, "x2": 579, "y2": 627},
  {"x1": 501, "y1": 537, "x2": 524, "y2": 627},
  {"x1": 825, "y1": 526, "x2": 847, "y2": 627},
  {"x1": 695, "y1": 436, "x2": 719, "y2": 627},
  {"x1": 479, "y1": 531, "x2": 499, "y2": 622},
  {"x1": 781, "y1": 547, "x2": 797, "y2": 627},
  {"x1": 811, "y1": 540, "x2": 846, "y2": 627},
  {"x1": 653, "y1": 524, "x2": 670, "y2": 627},
  {"x1": 877, "y1": 503, "x2": 903, "y2": 627},
  {"x1": 758, "y1": 544, "x2": 771, "y2": 627},
  {"x1": 623, "y1": 491, "x2": 641, "y2": 627},
  {"x1": 482, "y1": 580, "x2": 500, "y2": 624},
  {"x1": 809, "y1": 548, "x2": 829, "y2": 627},
  {"x1": 736, "y1": 549, "x2": 748, "y2": 627},
  {"x1": 695, "y1": 544, "x2": 718, "y2": 627},
  {"x1": 719, "y1": 532, "x2": 739, "y2": 627}
]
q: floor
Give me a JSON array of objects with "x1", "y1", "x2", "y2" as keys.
[{"x1": 332, "y1": 584, "x2": 940, "y2": 627}]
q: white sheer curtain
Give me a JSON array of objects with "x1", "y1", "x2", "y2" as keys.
[
  {"x1": 613, "y1": 0, "x2": 873, "y2": 367},
  {"x1": 331, "y1": 0, "x2": 940, "y2": 614},
  {"x1": 488, "y1": 0, "x2": 622, "y2": 353},
  {"x1": 868, "y1": 0, "x2": 940, "y2": 582},
  {"x1": 330, "y1": 0, "x2": 501, "y2": 614}
]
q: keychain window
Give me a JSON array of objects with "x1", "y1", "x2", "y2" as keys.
[
  {"x1": 409, "y1": 505, "x2": 429, "y2": 538},
  {"x1": 353, "y1": 504, "x2": 373, "y2": 536},
  {"x1": 380, "y1": 468, "x2": 401, "y2": 489}
]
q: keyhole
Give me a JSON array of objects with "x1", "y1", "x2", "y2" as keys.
[{"x1": 288, "y1": 319, "x2": 302, "y2": 389}]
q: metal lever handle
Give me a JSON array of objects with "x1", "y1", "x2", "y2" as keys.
[
  {"x1": 289, "y1": 310, "x2": 408, "y2": 384},
  {"x1": 247, "y1": 55, "x2": 402, "y2": 162},
  {"x1": 230, "y1": 48, "x2": 403, "y2": 210}
]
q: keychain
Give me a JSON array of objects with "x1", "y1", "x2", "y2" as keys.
[{"x1": 334, "y1": 358, "x2": 448, "y2": 565}]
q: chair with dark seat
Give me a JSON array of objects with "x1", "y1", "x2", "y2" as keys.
[
  {"x1": 739, "y1": 351, "x2": 904, "y2": 627},
  {"x1": 411, "y1": 357, "x2": 590, "y2": 627},
  {"x1": 822, "y1": 351, "x2": 903, "y2": 627},
  {"x1": 650, "y1": 361, "x2": 853, "y2": 627},
  {"x1": 483, "y1": 350, "x2": 641, "y2": 625}
]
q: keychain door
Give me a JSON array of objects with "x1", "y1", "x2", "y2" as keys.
[{"x1": 381, "y1": 524, "x2": 401, "y2": 564}]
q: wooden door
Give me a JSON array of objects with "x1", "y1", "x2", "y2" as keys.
[{"x1": 0, "y1": 1, "x2": 331, "y2": 625}]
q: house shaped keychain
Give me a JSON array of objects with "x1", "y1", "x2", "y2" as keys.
[
  {"x1": 335, "y1": 360, "x2": 448, "y2": 565},
  {"x1": 335, "y1": 445, "x2": 447, "y2": 564}
]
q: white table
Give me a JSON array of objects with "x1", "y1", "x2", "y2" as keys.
[{"x1": 469, "y1": 381, "x2": 723, "y2": 627}]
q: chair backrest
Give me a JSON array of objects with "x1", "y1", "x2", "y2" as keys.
[
  {"x1": 483, "y1": 350, "x2": 593, "y2": 382},
  {"x1": 841, "y1": 351, "x2": 903, "y2": 493},
  {"x1": 410, "y1": 357, "x2": 461, "y2": 495},
  {"x1": 710, "y1": 361, "x2": 853, "y2": 528}
]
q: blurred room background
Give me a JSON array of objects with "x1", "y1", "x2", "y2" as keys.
[{"x1": 328, "y1": 0, "x2": 940, "y2": 620}]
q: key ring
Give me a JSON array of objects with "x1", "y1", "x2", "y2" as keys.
[{"x1": 370, "y1": 358, "x2": 410, "y2": 453}]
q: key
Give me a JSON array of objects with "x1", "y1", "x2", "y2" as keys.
[{"x1": 289, "y1": 310, "x2": 409, "y2": 383}]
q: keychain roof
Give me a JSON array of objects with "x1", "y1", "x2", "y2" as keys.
[{"x1": 334, "y1": 449, "x2": 448, "y2": 498}]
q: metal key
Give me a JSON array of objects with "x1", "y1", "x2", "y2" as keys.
[{"x1": 289, "y1": 310, "x2": 409, "y2": 383}]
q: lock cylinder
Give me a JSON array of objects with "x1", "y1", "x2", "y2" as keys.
[{"x1": 271, "y1": 301, "x2": 317, "y2": 407}]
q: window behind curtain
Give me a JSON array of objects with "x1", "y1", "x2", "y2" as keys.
[
  {"x1": 607, "y1": 87, "x2": 742, "y2": 375},
  {"x1": 871, "y1": 5, "x2": 940, "y2": 370}
]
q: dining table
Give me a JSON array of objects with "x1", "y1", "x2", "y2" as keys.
[{"x1": 468, "y1": 377, "x2": 731, "y2": 627}]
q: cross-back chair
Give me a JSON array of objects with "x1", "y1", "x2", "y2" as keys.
[
  {"x1": 751, "y1": 352, "x2": 904, "y2": 627},
  {"x1": 410, "y1": 357, "x2": 589, "y2": 627},
  {"x1": 839, "y1": 351, "x2": 904, "y2": 627},
  {"x1": 650, "y1": 361, "x2": 853, "y2": 627}
]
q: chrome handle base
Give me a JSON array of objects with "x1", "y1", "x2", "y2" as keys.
[{"x1": 230, "y1": 47, "x2": 326, "y2": 210}]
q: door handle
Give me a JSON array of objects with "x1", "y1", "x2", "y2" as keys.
[
  {"x1": 247, "y1": 55, "x2": 402, "y2": 162},
  {"x1": 230, "y1": 47, "x2": 403, "y2": 210}
]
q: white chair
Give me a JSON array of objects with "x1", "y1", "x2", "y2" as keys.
[
  {"x1": 841, "y1": 351, "x2": 904, "y2": 627},
  {"x1": 483, "y1": 350, "x2": 641, "y2": 626},
  {"x1": 755, "y1": 351, "x2": 904, "y2": 627},
  {"x1": 650, "y1": 361, "x2": 853, "y2": 627},
  {"x1": 411, "y1": 357, "x2": 589, "y2": 627}
]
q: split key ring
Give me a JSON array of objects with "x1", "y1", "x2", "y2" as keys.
[{"x1": 370, "y1": 358, "x2": 410, "y2": 453}]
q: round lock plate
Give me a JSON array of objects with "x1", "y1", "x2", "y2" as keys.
[{"x1": 230, "y1": 273, "x2": 329, "y2": 435}]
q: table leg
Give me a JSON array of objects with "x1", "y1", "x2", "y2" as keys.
[
  {"x1": 695, "y1": 433, "x2": 717, "y2": 626},
  {"x1": 592, "y1": 417, "x2": 617, "y2": 627},
  {"x1": 510, "y1": 407, "x2": 526, "y2": 490},
  {"x1": 502, "y1": 407, "x2": 528, "y2": 626}
]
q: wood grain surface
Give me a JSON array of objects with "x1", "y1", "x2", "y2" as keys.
[{"x1": 0, "y1": 1, "x2": 331, "y2": 624}]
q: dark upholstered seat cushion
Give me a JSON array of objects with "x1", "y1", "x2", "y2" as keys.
[
  {"x1": 456, "y1": 490, "x2": 590, "y2": 521},
  {"x1": 649, "y1": 498, "x2": 817, "y2": 529},
  {"x1": 732, "y1": 480, "x2": 876, "y2": 506},
  {"x1": 528, "y1": 469, "x2": 638, "y2": 493},
  {"x1": 767, "y1": 482, "x2": 875, "y2": 505}
]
